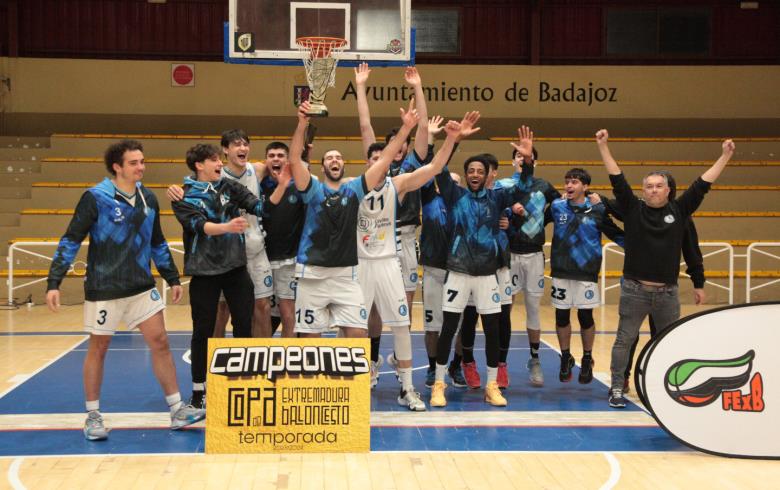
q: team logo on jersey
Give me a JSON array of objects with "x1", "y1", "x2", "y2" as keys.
[
  {"x1": 492, "y1": 293, "x2": 500, "y2": 303},
  {"x1": 360, "y1": 308, "x2": 368, "y2": 320},
  {"x1": 341, "y1": 197, "x2": 348, "y2": 206},
  {"x1": 288, "y1": 194, "x2": 298, "y2": 204},
  {"x1": 505, "y1": 286, "x2": 512, "y2": 296},
  {"x1": 410, "y1": 272, "x2": 418, "y2": 283},
  {"x1": 664, "y1": 214, "x2": 676, "y2": 224},
  {"x1": 264, "y1": 275, "x2": 273, "y2": 287},
  {"x1": 538, "y1": 278, "x2": 545, "y2": 289},
  {"x1": 220, "y1": 193, "x2": 230, "y2": 206},
  {"x1": 399, "y1": 304, "x2": 408, "y2": 316},
  {"x1": 585, "y1": 289, "x2": 594, "y2": 300},
  {"x1": 665, "y1": 350, "x2": 763, "y2": 412},
  {"x1": 150, "y1": 289, "x2": 161, "y2": 301}
]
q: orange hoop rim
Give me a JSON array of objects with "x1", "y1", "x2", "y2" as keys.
[{"x1": 295, "y1": 36, "x2": 348, "y2": 49}]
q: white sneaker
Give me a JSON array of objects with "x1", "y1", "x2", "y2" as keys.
[
  {"x1": 397, "y1": 389, "x2": 427, "y2": 411},
  {"x1": 171, "y1": 404, "x2": 206, "y2": 430},
  {"x1": 370, "y1": 355, "x2": 383, "y2": 388},
  {"x1": 83, "y1": 410, "x2": 109, "y2": 441}
]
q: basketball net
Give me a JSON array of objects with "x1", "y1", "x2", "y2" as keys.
[{"x1": 296, "y1": 37, "x2": 347, "y2": 117}]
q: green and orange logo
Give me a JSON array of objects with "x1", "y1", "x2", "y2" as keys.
[{"x1": 665, "y1": 350, "x2": 764, "y2": 412}]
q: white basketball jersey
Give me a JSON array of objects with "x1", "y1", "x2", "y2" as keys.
[
  {"x1": 357, "y1": 177, "x2": 399, "y2": 259},
  {"x1": 224, "y1": 164, "x2": 265, "y2": 255}
]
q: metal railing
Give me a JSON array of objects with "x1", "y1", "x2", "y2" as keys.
[
  {"x1": 600, "y1": 242, "x2": 734, "y2": 305},
  {"x1": 746, "y1": 242, "x2": 780, "y2": 303},
  {"x1": 7, "y1": 240, "x2": 185, "y2": 305}
]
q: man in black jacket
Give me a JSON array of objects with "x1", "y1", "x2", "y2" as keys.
[{"x1": 596, "y1": 129, "x2": 734, "y2": 408}]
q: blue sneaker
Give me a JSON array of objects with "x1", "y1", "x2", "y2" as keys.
[
  {"x1": 425, "y1": 367, "x2": 435, "y2": 388},
  {"x1": 448, "y1": 364, "x2": 468, "y2": 388}
]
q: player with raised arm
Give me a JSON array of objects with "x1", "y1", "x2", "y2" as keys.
[
  {"x1": 429, "y1": 147, "x2": 526, "y2": 408},
  {"x1": 358, "y1": 114, "x2": 478, "y2": 410},
  {"x1": 596, "y1": 129, "x2": 734, "y2": 408},
  {"x1": 288, "y1": 99, "x2": 419, "y2": 338},
  {"x1": 356, "y1": 64, "x2": 430, "y2": 364},
  {"x1": 172, "y1": 144, "x2": 279, "y2": 409},
  {"x1": 46, "y1": 140, "x2": 205, "y2": 440}
]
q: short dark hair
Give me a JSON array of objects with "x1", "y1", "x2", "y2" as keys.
[
  {"x1": 321, "y1": 149, "x2": 341, "y2": 164},
  {"x1": 648, "y1": 170, "x2": 677, "y2": 199},
  {"x1": 473, "y1": 153, "x2": 499, "y2": 171},
  {"x1": 512, "y1": 146, "x2": 538, "y2": 161},
  {"x1": 186, "y1": 144, "x2": 221, "y2": 173},
  {"x1": 265, "y1": 141, "x2": 289, "y2": 155},
  {"x1": 367, "y1": 142, "x2": 385, "y2": 160},
  {"x1": 104, "y1": 139, "x2": 144, "y2": 176},
  {"x1": 565, "y1": 167, "x2": 591, "y2": 186},
  {"x1": 463, "y1": 155, "x2": 490, "y2": 174},
  {"x1": 385, "y1": 127, "x2": 412, "y2": 146},
  {"x1": 220, "y1": 129, "x2": 249, "y2": 149}
]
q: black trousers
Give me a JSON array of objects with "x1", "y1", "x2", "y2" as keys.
[{"x1": 189, "y1": 266, "x2": 254, "y2": 384}]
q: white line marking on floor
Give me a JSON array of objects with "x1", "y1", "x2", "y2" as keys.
[
  {"x1": 8, "y1": 457, "x2": 26, "y2": 490},
  {"x1": 0, "y1": 335, "x2": 87, "y2": 400},
  {"x1": 599, "y1": 452, "x2": 621, "y2": 490}
]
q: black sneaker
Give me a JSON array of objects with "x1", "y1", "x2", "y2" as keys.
[
  {"x1": 559, "y1": 354, "x2": 575, "y2": 382},
  {"x1": 578, "y1": 356, "x2": 594, "y2": 384},
  {"x1": 609, "y1": 388, "x2": 627, "y2": 409},
  {"x1": 189, "y1": 391, "x2": 206, "y2": 410}
]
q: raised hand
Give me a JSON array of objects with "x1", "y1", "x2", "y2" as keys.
[
  {"x1": 400, "y1": 97, "x2": 420, "y2": 129},
  {"x1": 443, "y1": 120, "x2": 462, "y2": 139},
  {"x1": 722, "y1": 139, "x2": 735, "y2": 159},
  {"x1": 297, "y1": 101, "x2": 311, "y2": 124},
  {"x1": 428, "y1": 115, "x2": 445, "y2": 138},
  {"x1": 510, "y1": 125, "x2": 534, "y2": 160},
  {"x1": 457, "y1": 111, "x2": 481, "y2": 141},
  {"x1": 354, "y1": 62, "x2": 371, "y2": 85},
  {"x1": 596, "y1": 129, "x2": 609, "y2": 145},
  {"x1": 404, "y1": 66, "x2": 421, "y2": 87}
]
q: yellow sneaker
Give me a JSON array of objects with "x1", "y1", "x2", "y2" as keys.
[
  {"x1": 484, "y1": 381, "x2": 507, "y2": 407},
  {"x1": 430, "y1": 380, "x2": 447, "y2": 407}
]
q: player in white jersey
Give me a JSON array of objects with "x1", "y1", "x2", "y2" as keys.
[
  {"x1": 358, "y1": 116, "x2": 474, "y2": 410},
  {"x1": 167, "y1": 129, "x2": 273, "y2": 337}
]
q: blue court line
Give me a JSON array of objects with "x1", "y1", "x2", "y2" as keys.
[
  {"x1": 0, "y1": 333, "x2": 642, "y2": 414},
  {"x1": 0, "y1": 426, "x2": 685, "y2": 456}
]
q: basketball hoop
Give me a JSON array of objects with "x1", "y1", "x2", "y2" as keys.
[{"x1": 295, "y1": 36, "x2": 348, "y2": 117}]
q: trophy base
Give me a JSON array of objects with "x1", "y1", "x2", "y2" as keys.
[{"x1": 305, "y1": 102, "x2": 329, "y2": 118}]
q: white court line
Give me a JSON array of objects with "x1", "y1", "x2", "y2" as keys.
[
  {"x1": 599, "y1": 452, "x2": 621, "y2": 490},
  {"x1": 0, "y1": 335, "x2": 87, "y2": 400},
  {"x1": 8, "y1": 457, "x2": 26, "y2": 490}
]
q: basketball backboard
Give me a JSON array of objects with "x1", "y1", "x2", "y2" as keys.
[{"x1": 227, "y1": 0, "x2": 413, "y2": 66}]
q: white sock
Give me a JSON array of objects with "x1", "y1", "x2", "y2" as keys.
[
  {"x1": 85, "y1": 400, "x2": 99, "y2": 413},
  {"x1": 486, "y1": 367, "x2": 498, "y2": 384},
  {"x1": 193, "y1": 382, "x2": 205, "y2": 392},
  {"x1": 166, "y1": 393, "x2": 183, "y2": 414},
  {"x1": 435, "y1": 363, "x2": 448, "y2": 382},
  {"x1": 398, "y1": 367, "x2": 413, "y2": 392}
]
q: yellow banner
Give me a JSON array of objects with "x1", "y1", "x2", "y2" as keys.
[{"x1": 205, "y1": 338, "x2": 371, "y2": 454}]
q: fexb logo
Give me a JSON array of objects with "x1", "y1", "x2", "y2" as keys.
[{"x1": 665, "y1": 349, "x2": 764, "y2": 412}]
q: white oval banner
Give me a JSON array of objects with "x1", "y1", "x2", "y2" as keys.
[{"x1": 640, "y1": 302, "x2": 780, "y2": 459}]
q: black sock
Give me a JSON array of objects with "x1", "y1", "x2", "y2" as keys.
[
  {"x1": 450, "y1": 353, "x2": 462, "y2": 370},
  {"x1": 530, "y1": 342, "x2": 540, "y2": 359},
  {"x1": 370, "y1": 336, "x2": 381, "y2": 363},
  {"x1": 428, "y1": 356, "x2": 437, "y2": 371},
  {"x1": 562, "y1": 349, "x2": 571, "y2": 359},
  {"x1": 462, "y1": 346, "x2": 475, "y2": 364},
  {"x1": 583, "y1": 350, "x2": 592, "y2": 359}
]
